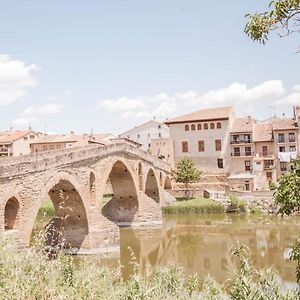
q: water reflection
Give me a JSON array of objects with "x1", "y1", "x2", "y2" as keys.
[{"x1": 103, "y1": 214, "x2": 299, "y2": 284}]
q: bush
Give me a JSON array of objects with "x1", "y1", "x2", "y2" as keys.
[
  {"x1": 227, "y1": 195, "x2": 248, "y2": 213},
  {"x1": 249, "y1": 206, "x2": 262, "y2": 214},
  {"x1": 162, "y1": 198, "x2": 225, "y2": 214},
  {"x1": 269, "y1": 181, "x2": 277, "y2": 190}
]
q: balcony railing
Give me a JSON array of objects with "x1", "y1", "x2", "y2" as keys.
[
  {"x1": 257, "y1": 151, "x2": 275, "y2": 158},
  {"x1": 230, "y1": 139, "x2": 252, "y2": 144},
  {"x1": 289, "y1": 138, "x2": 296, "y2": 143},
  {"x1": 231, "y1": 151, "x2": 254, "y2": 157}
]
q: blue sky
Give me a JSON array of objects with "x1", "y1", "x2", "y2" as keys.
[{"x1": 0, "y1": 1, "x2": 299, "y2": 135}]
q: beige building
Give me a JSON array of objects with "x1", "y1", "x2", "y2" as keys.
[
  {"x1": 0, "y1": 130, "x2": 41, "y2": 157},
  {"x1": 150, "y1": 138, "x2": 174, "y2": 166},
  {"x1": 165, "y1": 106, "x2": 235, "y2": 174},
  {"x1": 30, "y1": 132, "x2": 115, "y2": 153}
]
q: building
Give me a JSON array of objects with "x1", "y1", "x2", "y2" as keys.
[
  {"x1": 0, "y1": 130, "x2": 41, "y2": 157},
  {"x1": 165, "y1": 106, "x2": 235, "y2": 173},
  {"x1": 30, "y1": 132, "x2": 115, "y2": 153},
  {"x1": 150, "y1": 138, "x2": 174, "y2": 166},
  {"x1": 119, "y1": 120, "x2": 170, "y2": 151}
]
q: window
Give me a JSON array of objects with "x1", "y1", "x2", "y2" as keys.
[
  {"x1": 147, "y1": 133, "x2": 150, "y2": 138},
  {"x1": 204, "y1": 123, "x2": 208, "y2": 130},
  {"x1": 233, "y1": 147, "x2": 240, "y2": 156},
  {"x1": 245, "y1": 182, "x2": 250, "y2": 191},
  {"x1": 30, "y1": 135, "x2": 35, "y2": 139},
  {"x1": 191, "y1": 124, "x2": 196, "y2": 131},
  {"x1": 280, "y1": 162, "x2": 287, "y2": 171},
  {"x1": 264, "y1": 160, "x2": 274, "y2": 169},
  {"x1": 290, "y1": 145, "x2": 296, "y2": 152},
  {"x1": 278, "y1": 133, "x2": 285, "y2": 143},
  {"x1": 245, "y1": 161, "x2": 251, "y2": 171},
  {"x1": 232, "y1": 135, "x2": 239, "y2": 143},
  {"x1": 289, "y1": 132, "x2": 295, "y2": 142},
  {"x1": 210, "y1": 123, "x2": 215, "y2": 129},
  {"x1": 262, "y1": 145, "x2": 268, "y2": 156},
  {"x1": 198, "y1": 140, "x2": 205, "y2": 152},
  {"x1": 137, "y1": 134, "x2": 140, "y2": 138},
  {"x1": 158, "y1": 125, "x2": 161, "y2": 129},
  {"x1": 217, "y1": 122, "x2": 222, "y2": 129},
  {"x1": 266, "y1": 172, "x2": 272, "y2": 179},
  {"x1": 279, "y1": 146, "x2": 285, "y2": 152},
  {"x1": 217, "y1": 158, "x2": 224, "y2": 169},
  {"x1": 244, "y1": 134, "x2": 251, "y2": 143},
  {"x1": 185, "y1": 124, "x2": 189, "y2": 131},
  {"x1": 197, "y1": 124, "x2": 202, "y2": 130},
  {"x1": 215, "y1": 139, "x2": 222, "y2": 151},
  {"x1": 182, "y1": 141, "x2": 188, "y2": 153},
  {"x1": 23, "y1": 137, "x2": 28, "y2": 141},
  {"x1": 245, "y1": 146, "x2": 252, "y2": 156}
]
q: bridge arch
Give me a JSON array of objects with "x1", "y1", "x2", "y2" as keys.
[
  {"x1": 4, "y1": 197, "x2": 20, "y2": 230},
  {"x1": 145, "y1": 168, "x2": 160, "y2": 203},
  {"x1": 31, "y1": 171, "x2": 89, "y2": 250},
  {"x1": 101, "y1": 159, "x2": 139, "y2": 226}
]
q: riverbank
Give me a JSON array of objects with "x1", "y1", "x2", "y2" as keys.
[{"x1": 0, "y1": 240, "x2": 298, "y2": 299}]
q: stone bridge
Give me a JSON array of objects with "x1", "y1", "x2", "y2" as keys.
[{"x1": 0, "y1": 142, "x2": 174, "y2": 253}]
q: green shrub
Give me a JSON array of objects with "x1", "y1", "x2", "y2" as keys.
[
  {"x1": 227, "y1": 195, "x2": 248, "y2": 213},
  {"x1": 249, "y1": 206, "x2": 262, "y2": 214},
  {"x1": 269, "y1": 181, "x2": 277, "y2": 190},
  {"x1": 162, "y1": 198, "x2": 225, "y2": 214}
]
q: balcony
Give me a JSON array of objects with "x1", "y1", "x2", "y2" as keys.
[
  {"x1": 230, "y1": 139, "x2": 252, "y2": 145},
  {"x1": 231, "y1": 151, "x2": 254, "y2": 157},
  {"x1": 257, "y1": 151, "x2": 275, "y2": 158},
  {"x1": 289, "y1": 138, "x2": 296, "y2": 143}
]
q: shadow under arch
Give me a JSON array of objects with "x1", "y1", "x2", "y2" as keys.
[
  {"x1": 102, "y1": 160, "x2": 138, "y2": 226},
  {"x1": 145, "y1": 168, "x2": 160, "y2": 203},
  {"x1": 4, "y1": 197, "x2": 20, "y2": 230},
  {"x1": 164, "y1": 176, "x2": 172, "y2": 190},
  {"x1": 32, "y1": 173, "x2": 89, "y2": 252}
]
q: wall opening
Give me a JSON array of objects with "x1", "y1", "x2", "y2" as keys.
[
  {"x1": 145, "y1": 169, "x2": 160, "y2": 203},
  {"x1": 102, "y1": 161, "x2": 138, "y2": 226},
  {"x1": 164, "y1": 176, "x2": 172, "y2": 190},
  {"x1": 138, "y1": 162, "x2": 143, "y2": 191},
  {"x1": 4, "y1": 197, "x2": 20, "y2": 230},
  {"x1": 89, "y1": 172, "x2": 96, "y2": 206}
]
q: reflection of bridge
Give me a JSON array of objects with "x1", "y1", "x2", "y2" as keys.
[{"x1": 0, "y1": 143, "x2": 175, "y2": 252}]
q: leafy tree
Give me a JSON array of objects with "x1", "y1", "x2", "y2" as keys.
[
  {"x1": 275, "y1": 157, "x2": 300, "y2": 215},
  {"x1": 172, "y1": 157, "x2": 201, "y2": 197},
  {"x1": 245, "y1": 0, "x2": 300, "y2": 45}
]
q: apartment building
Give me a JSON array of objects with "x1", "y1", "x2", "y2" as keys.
[
  {"x1": 0, "y1": 130, "x2": 40, "y2": 157},
  {"x1": 165, "y1": 106, "x2": 235, "y2": 173},
  {"x1": 119, "y1": 120, "x2": 170, "y2": 151}
]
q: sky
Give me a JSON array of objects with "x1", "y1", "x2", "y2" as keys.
[{"x1": 0, "y1": 1, "x2": 300, "y2": 135}]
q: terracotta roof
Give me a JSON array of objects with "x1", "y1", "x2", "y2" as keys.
[
  {"x1": 253, "y1": 122, "x2": 273, "y2": 142},
  {"x1": 165, "y1": 106, "x2": 234, "y2": 124},
  {"x1": 269, "y1": 117, "x2": 298, "y2": 130},
  {"x1": 0, "y1": 131, "x2": 33, "y2": 143},
  {"x1": 231, "y1": 117, "x2": 255, "y2": 133}
]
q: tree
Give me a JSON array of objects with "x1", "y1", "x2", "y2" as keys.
[
  {"x1": 275, "y1": 157, "x2": 300, "y2": 215},
  {"x1": 172, "y1": 157, "x2": 202, "y2": 197},
  {"x1": 245, "y1": 0, "x2": 300, "y2": 45}
]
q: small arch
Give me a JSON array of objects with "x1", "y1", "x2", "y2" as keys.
[
  {"x1": 164, "y1": 176, "x2": 172, "y2": 190},
  {"x1": 4, "y1": 197, "x2": 20, "y2": 230},
  {"x1": 138, "y1": 162, "x2": 143, "y2": 191},
  {"x1": 90, "y1": 172, "x2": 96, "y2": 206},
  {"x1": 191, "y1": 124, "x2": 196, "y2": 131},
  {"x1": 184, "y1": 124, "x2": 189, "y2": 131},
  {"x1": 210, "y1": 123, "x2": 215, "y2": 129},
  {"x1": 197, "y1": 124, "x2": 202, "y2": 130},
  {"x1": 145, "y1": 168, "x2": 160, "y2": 203},
  {"x1": 217, "y1": 122, "x2": 222, "y2": 129},
  {"x1": 204, "y1": 123, "x2": 208, "y2": 130},
  {"x1": 159, "y1": 172, "x2": 163, "y2": 186}
]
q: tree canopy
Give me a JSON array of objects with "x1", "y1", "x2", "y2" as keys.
[
  {"x1": 275, "y1": 157, "x2": 300, "y2": 215},
  {"x1": 245, "y1": 0, "x2": 300, "y2": 45}
]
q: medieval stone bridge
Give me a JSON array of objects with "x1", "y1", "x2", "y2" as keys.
[{"x1": 0, "y1": 142, "x2": 174, "y2": 253}]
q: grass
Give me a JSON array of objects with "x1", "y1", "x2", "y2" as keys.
[
  {"x1": 0, "y1": 239, "x2": 298, "y2": 299},
  {"x1": 162, "y1": 197, "x2": 225, "y2": 214}
]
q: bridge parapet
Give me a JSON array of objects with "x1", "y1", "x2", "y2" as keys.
[{"x1": 0, "y1": 143, "x2": 171, "y2": 179}]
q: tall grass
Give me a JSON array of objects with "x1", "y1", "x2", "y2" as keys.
[
  {"x1": 0, "y1": 238, "x2": 298, "y2": 299},
  {"x1": 162, "y1": 198, "x2": 225, "y2": 214}
]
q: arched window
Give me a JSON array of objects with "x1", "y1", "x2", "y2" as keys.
[
  {"x1": 197, "y1": 124, "x2": 202, "y2": 130},
  {"x1": 210, "y1": 123, "x2": 215, "y2": 129},
  {"x1": 217, "y1": 122, "x2": 222, "y2": 129},
  {"x1": 184, "y1": 124, "x2": 189, "y2": 131},
  {"x1": 191, "y1": 124, "x2": 196, "y2": 131},
  {"x1": 204, "y1": 123, "x2": 208, "y2": 130}
]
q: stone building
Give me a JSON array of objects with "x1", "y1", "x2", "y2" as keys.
[
  {"x1": 0, "y1": 130, "x2": 41, "y2": 157},
  {"x1": 165, "y1": 106, "x2": 235, "y2": 174},
  {"x1": 119, "y1": 120, "x2": 170, "y2": 151}
]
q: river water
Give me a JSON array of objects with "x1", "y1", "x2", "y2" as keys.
[{"x1": 96, "y1": 214, "x2": 299, "y2": 287}]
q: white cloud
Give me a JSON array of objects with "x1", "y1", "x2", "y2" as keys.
[
  {"x1": 96, "y1": 80, "x2": 292, "y2": 120},
  {"x1": 12, "y1": 116, "x2": 37, "y2": 126},
  {"x1": 0, "y1": 54, "x2": 38, "y2": 106},
  {"x1": 293, "y1": 85, "x2": 300, "y2": 93},
  {"x1": 21, "y1": 103, "x2": 64, "y2": 117}
]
